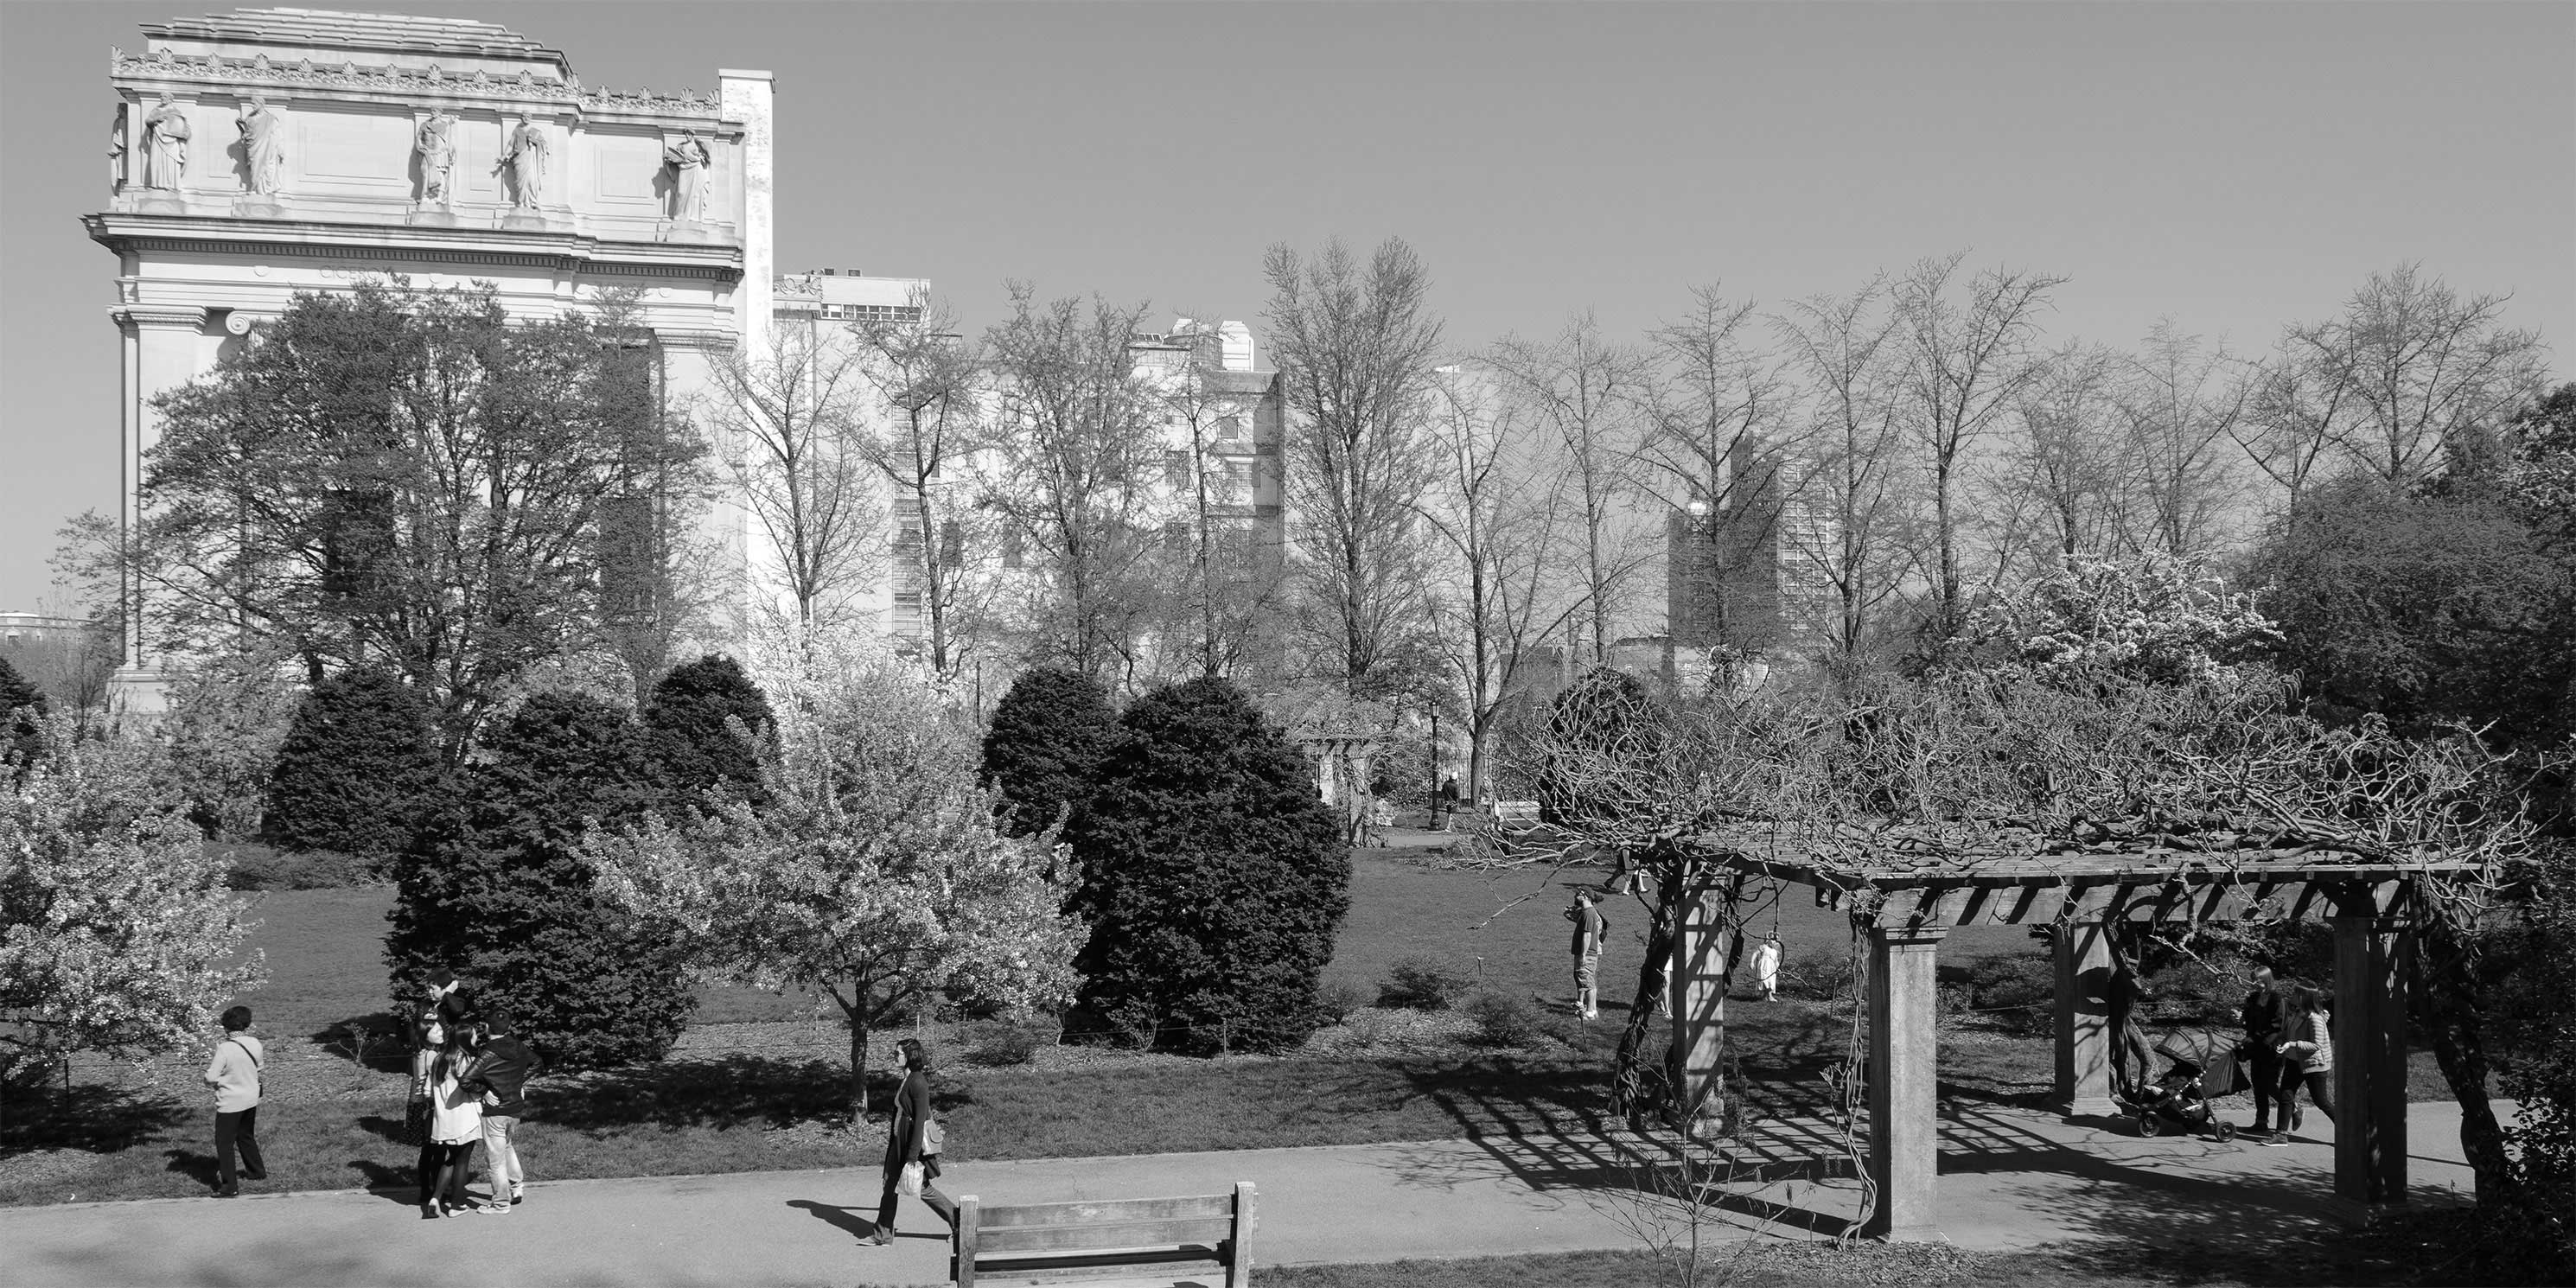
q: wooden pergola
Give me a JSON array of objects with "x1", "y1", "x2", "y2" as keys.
[{"x1": 1660, "y1": 830, "x2": 2486, "y2": 1241}]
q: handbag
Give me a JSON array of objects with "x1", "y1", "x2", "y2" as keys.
[
  {"x1": 922, "y1": 1119, "x2": 945, "y2": 1156},
  {"x1": 896, "y1": 1161, "x2": 925, "y2": 1197}
]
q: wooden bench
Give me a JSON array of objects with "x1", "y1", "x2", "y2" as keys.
[
  {"x1": 953, "y1": 1183, "x2": 1255, "y2": 1287},
  {"x1": 1487, "y1": 799, "x2": 1540, "y2": 828}
]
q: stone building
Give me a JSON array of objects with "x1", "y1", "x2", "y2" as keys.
[
  {"x1": 87, "y1": 8, "x2": 773, "y2": 705},
  {"x1": 1666, "y1": 438, "x2": 1838, "y2": 673}
]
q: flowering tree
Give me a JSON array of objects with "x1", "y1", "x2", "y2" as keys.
[
  {"x1": 2, "y1": 715, "x2": 266, "y2": 1080},
  {"x1": 585, "y1": 628, "x2": 1082, "y2": 1123},
  {"x1": 1961, "y1": 550, "x2": 2279, "y2": 685}
]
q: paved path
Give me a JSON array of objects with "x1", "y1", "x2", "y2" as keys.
[{"x1": 0, "y1": 1101, "x2": 2491, "y2": 1287}]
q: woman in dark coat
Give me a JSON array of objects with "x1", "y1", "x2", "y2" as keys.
[{"x1": 867, "y1": 1037, "x2": 956, "y2": 1246}]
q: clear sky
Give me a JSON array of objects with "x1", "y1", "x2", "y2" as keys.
[{"x1": 3, "y1": 1, "x2": 2569, "y2": 611}]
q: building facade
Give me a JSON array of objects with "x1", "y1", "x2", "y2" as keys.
[{"x1": 87, "y1": 8, "x2": 771, "y2": 704}]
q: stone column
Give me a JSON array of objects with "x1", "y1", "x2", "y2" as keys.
[
  {"x1": 110, "y1": 304, "x2": 212, "y2": 701},
  {"x1": 1865, "y1": 924, "x2": 1946, "y2": 1241},
  {"x1": 1667, "y1": 876, "x2": 1731, "y2": 1136},
  {"x1": 2051, "y1": 919, "x2": 2117, "y2": 1117},
  {"x1": 2331, "y1": 914, "x2": 2412, "y2": 1220},
  {"x1": 717, "y1": 69, "x2": 774, "y2": 364},
  {"x1": 654, "y1": 328, "x2": 750, "y2": 634}
]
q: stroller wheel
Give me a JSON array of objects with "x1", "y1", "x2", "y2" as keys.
[
  {"x1": 2216, "y1": 1120, "x2": 2237, "y2": 1143},
  {"x1": 2136, "y1": 1112, "x2": 2164, "y2": 1138}
]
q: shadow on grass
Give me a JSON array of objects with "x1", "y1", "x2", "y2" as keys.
[
  {"x1": 0, "y1": 1084, "x2": 190, "y2": 1157},
  {"x1": 348, "y1": 1157, "x2": 423, "y2": 1202},
  {"x1": 163, "y1": 1147, "x2": 217, "y2": 1188},
  {"x1": 533, "y1": 1054, "x2": 860, "y2": 1132},
  {"x1": 311, "y1": 1012, "x2": 410, "y2": 1072}
]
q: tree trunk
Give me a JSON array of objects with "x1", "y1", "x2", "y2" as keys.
[
  {"x1": 841, "y1": 997, "x2": 872, "y2": 1130},
  {"x1": 1610, "y1": 856, "x2": 1681, "y2": 1125},
  {"x1": 2416, "y1": 929, "x2": 2522, "y2": 1208}
]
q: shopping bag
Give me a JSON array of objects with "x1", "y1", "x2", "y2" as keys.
[{"x1": 897, "y1": 1162, "x2": 924, "y2": 1197}]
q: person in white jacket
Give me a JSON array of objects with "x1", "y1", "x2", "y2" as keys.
[
  {"x1": 203, "y1": 1005, "x2": 266, "y2": 1196},
  {"x1": 1751, "y1": 936, "x2": 1783, "y2": 1002}
]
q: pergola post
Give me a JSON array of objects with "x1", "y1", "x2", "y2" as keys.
[
  {"x1": 2050, "y1": 919, "x2": 2118, "y2": 1117},
  {"x1": 2330, "y1": 912, "x2": 2412, "y2": 1220},
  {"x1": 1864, "y1": 924, "x2": 1947, "y2": 1241},
  {"x1": 1668, "y1": 877, "x2": 1732, "y2": 1136}
]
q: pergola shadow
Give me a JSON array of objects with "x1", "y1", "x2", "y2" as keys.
[{"x1": 1649, "y1": 827, "x2": 2487, "y2": 1241}]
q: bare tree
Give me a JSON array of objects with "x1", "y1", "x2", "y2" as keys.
[
  {"x1": 2118, "y1": 320, "x2": 2251, "y2": 554},
  {"x1": 980, "y1": 287, "x2": 1169, "y2": 685},
  {"x1": 1891, "y1": 252, "x2": 2068, "y2": 637},
  {"x1": 1991, "y1": 341, "x2": 2138, "y2": 565},
  {"x1": 1770, "y1": 281, "x2": 1915, "y2": 655},
  {"x1": 1153, "y1": 319, "x2": 1290, "y2": 684},
  {"x1": 2237, "y1": 265, "x2": 2547, "y2": 507},
  {"x1": 1419, "y1": 361, "x2": 1582, "y2": 802},
  {"x1": 1263, "y1": 237, "x2": 1445, "y2": 698},
  {"x1": 711, "y1": 316, "x2": 882, "y2": 628},
  {"x1": 852, "y1": 290, "x2": 1005, "y2": 685},
  {"x1": 1491, "y1": 314, "x2": 1660, "y2": 666}
]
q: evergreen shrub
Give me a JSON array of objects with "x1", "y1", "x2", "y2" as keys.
[
  {"x1": 642, "y1": 654, "x2": 775, "y2": 806},
  {"x1": 1067, "y1": 677, "x2": 1348, "y2": 1055},
  {"x1": 385, "y1": 692, "x2": 694, "y2": 1068},
  {"x1": 263, "y1": 666, "x2": 439, "y2": 863},
  {"x1": 980, "y1": 666, "x2": 1118, "y2": 838},
  {"x1": 1379, "y1": 955, "x2": 1475, "y2": 1011},
  {"x1": 0, "y1": 653, "x2": 45, "y2": 773}
]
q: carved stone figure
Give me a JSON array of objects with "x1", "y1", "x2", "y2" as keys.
[
  {"x1": 500, "y1": 116, "x2": 547, "y2": 207},
  {"x1": 236, "y1": 94, "x2": 286, "y2": 196},
  {"x1": 414, "y1": 109, "x2": 457, "y2": 205},
  {"x1": 143, "y1": 93, "x2": 190, "y2": 190},
  {"x1": 110, "y1": 105, "x2": 127, "y2": 189},
  {"x1": 662, "y1": 130, "x2": 710, "y2": 221}
]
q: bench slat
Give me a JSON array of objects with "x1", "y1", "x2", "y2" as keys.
[
  {"x1": 976, "y1": 1243, "x2": 1226, "y2": 1268},
  {"x1": 976, "y1": 1195, "x2": 1234, "y2": 1227},
  {"x1": 978, "y1": 1220, "x2": 1233, "y2": 1254}
]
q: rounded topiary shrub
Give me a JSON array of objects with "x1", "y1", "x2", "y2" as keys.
[
  {"x1": 263, "y1": 666, "x2": 440, "y2": 862},
  {"x1": 386, "y1": 692, "x2": 694, "y2": 1068},
  {"x1": 1534, "y1": 667, "x2": 1661, "y2": 826},
  {"x1": 643, "y1": 653, "x2": 775, "y2": 806},
  {"x1": 981, "y1": 665, "x2": 1119, "y2": 838},
  {"x1": 1066, "y1": 677, "x2": 1349, "y2": 1055}
]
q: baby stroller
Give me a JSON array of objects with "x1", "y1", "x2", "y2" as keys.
[{"x1": 2118, "y1": 1026, "x2": 2244, "y2": 1141}]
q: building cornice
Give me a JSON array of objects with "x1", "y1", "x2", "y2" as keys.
[
  {"x1": 84, "y1": 213, "x2": 743, "y2": 284},
  {"x1": 110, "y1": 48, "x2": 730, "y2": 124},
  {"x1": 112, "y1": 304, "x2": 211, "y2": 328}
]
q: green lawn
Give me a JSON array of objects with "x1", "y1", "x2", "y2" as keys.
[{"x1": 0, "y1": 846, "x2": 2472, "y2": 1208}]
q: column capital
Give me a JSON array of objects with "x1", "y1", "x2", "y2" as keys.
[{"x1": 112, "y1": 304, "x2": 208, "y2": 329}]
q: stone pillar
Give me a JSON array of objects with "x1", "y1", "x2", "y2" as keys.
[
  {"x1": 1865, "y1": 924, "x2": 1946, "y2": 1241},
  {"x1": 1667, "y1": 876, "x2": 1731, "y2": 1136},
  {"x1": 2051, "y1": 919, "x2": 2117, "y2": 1117},
  {"x1": 655, "y1": 328, "x2": 750, "y2": 633},
  {"x1": 2331, "y1": 915, "x2": 2412, "y2": 1220},
  {"x1": 718, "y1": 69, "x2": 774, "y2": 365},
  {"x1": 109, "y1": 303, "x2": 212, "y2": 701}
]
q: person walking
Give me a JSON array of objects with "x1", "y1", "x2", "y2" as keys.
[
  {"x1": 464, "y1": 1010, "x2": 543, "y2": 1212},
  {"x1": 868, "y1": 1038, "x2": 956, "y2": 1247},
  {"x1": 2106, "y1": 936, "x2": 2157, "y2": 1098},
  {"x1": 2240, "y1": 966, "x2": 2286, "y2": 1136},
  {"x1": 423, "y1": 1025, "x2": 486, "y2": 1216},
  {"x1": 1437, "y1": 775, "x2": 1461, "y2": 832},
  {"x1": 203, "y1": 1005, "x2": 266, "y2": 1197},
  {"x1": 1751, "y1": 935, "x2": 1783, "y2": 1002},
  {"x1": 2267, "y1": 984, "x2": 2337, "y2": 1146},
  {"x1": 1567, "y1": 889, "x2": 1608, "y2": 1020}
]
